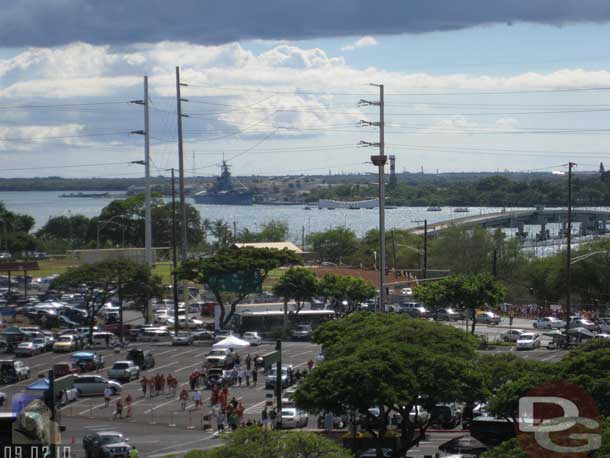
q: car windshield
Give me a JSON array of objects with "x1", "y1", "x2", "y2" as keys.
[
  {"x1": 33, "y1": 339, "x2": 45, "y2": 344},
  {"x1": 208, "y1": 350, "x2": 225, "y2": 356},
  {"x1": 100, "y1": 435, "x2": 123, "y2": 444},
  {"x1": 58, "y1": 336, "x2": 72, "y2": 342},
  {"x1": 520, "y1": 335, "x2": 534, "y2": 341},
  {"x1": 113, "y1": 363, "x2": 129, "y2": 369}
]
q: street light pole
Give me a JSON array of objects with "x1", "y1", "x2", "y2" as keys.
[
  {"x1": 413, "y1": 219, "x2": 428, "y2": 280},
  {"x1": 564, "y1": 162, "x2": 576, "y2": 338}
]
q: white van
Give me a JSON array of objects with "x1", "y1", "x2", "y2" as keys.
[{"x1": 91, "y1": 332, "x2": 116, "y2": 348}]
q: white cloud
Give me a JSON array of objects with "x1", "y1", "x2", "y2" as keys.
[
  {"x1": 0, "y1": 124, "x2": 86, "y2": 151},
  {"x1": 341, "y1": 36, "x2": 379, "y2": 51}
]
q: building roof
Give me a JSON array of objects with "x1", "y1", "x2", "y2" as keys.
[{"x1": 233, "y1": 242, "x2": 303, "y2": 254}]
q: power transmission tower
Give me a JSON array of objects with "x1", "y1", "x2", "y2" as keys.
[{"x1": 359, "y1": 84, "x2": 386, "y2": 312}]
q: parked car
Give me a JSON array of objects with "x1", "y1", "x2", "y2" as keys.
[
  {"x1": 598, "y1": 317, "x2": 610, "y2": 333},
  {"x1": 34, "y1": 336, "x2": 54, "y2": 351},
  {"x1": 569, "y1": 318, "x2": 597, "y2": 331},
  {"x1": 53, "y1": 335, "x2": 78, "y2": 352},
  {"x1": 516, "y1": 333, "x2": 542, "y2": 350},
  {"x1": 0, "y1": 360, "x2": 30, "y2": 382},
  {"x1": 242, "y1": 331, "x2": 262, "y2": 346},
  {"x1": 359, "y1": 449, "x2": 393, "y2": 458},
  {"x1": 15, "y1": 341, "x2": 43, "y2": 357},
  {"x1": 400, "y1": 287, "x2": 413, "y2": 296},
  {"x1": 533, "y1": 316, "x2": 566, "y2": 329},
  {"x1": 205, "y1": 368, "x2": 236, "y2": 388},
  {"x1": 171, "y1": 332, "x2": 193, "y2": 346},
  {"x1": 53, "y1": 362, "x2": 80, "y2": 378},
  {"x1": 0, "y1": 391, "x2": 5, "y2": 406},
  {"x1": 108, "y1": 361, "x2": 140, "y2": 382},
  {"x1": 74, "y1": 375, "x2": 121, "y2": 396},
  {"x1": 83, "y1": 431, "x2": 132, "y2": 458},
  {"x1": 72, "y1": 351, "x2": 104, "y2": 372},
  {"x1": 391, "y1": 302, "x2": 424, "y2": 314},
  {"x1": 205, "y1": 348, "x2": 235, "y2": 368},
  {"x1": 501, "y1": 329, "x2": 525, "y2": 342},
  {"x1": 291, "y1": 325, "x2": 313, "y2": 340},
  {"x1": 265, "y1": 364, "x2": 294, "y2": 389},
  {"x1": 430, "y1": 403, "x2": 461, "y2": 428},
  {"x1": 213, "y1": 330, "x2": 236, "y2": 342},
  {"x1": 191, "y1": 330, "x2": 215, "y2": 343},
  {"x1": 434, "y1": 308, "x2": 461, "y2": 321},
  {"x1": 476, "y1": 312, "x2": 501, "y2": 325},
  {"x1": 126, "y1": 348, "x2": 155, "y2": 370},
  {"x1": 280, "y1": 407, "x2": 308, "y2": 428}
]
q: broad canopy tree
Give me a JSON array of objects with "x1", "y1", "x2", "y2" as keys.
[
  {"x1": 51, "y1": 258, "x2": 162, "y2": 342},
  {"x1": 273, "y1": 267, "x2": 318, "y2": 337},
  {"x1": 178, "y1": 247, "x2": 302, "y2": 328},
  {"x1": 414, "y1": 273, "x2": 506, "y2": 334},
  {"x1": 318, "y1": 272, "x2": 377, "y2": 316},
  {"x1": 294, "y1": 313, "x2": 483, "y2": 456}
]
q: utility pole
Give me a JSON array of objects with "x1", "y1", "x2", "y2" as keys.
[
  {"x1": 302, "y1": 226, "x2": 306, "y2": 252},
  {"x1": 170, "y1": 168, "x2": 180, "y2": 336},
  {"x1": 391, "y1": 230, "x2": 397, "y2": 271},
  {"x1": 359, "y1": 83, "x2": 386, "y2": 312},
  {"x1": 564, "y1": 162, "x2": 576, "y2": 337},
  {"x1": 175, "y1": 66, "x2": 189, "y2": 260}
]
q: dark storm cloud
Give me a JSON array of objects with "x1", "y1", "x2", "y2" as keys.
[{"x1": 2, "y1": 0, "x2": 610, "y2": 47}]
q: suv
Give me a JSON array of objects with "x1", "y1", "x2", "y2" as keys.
[
  {"x1": 83, "y1": 431, "x2": 132, "y2": 458},
  {"x1": 126, "y1": 349, "x2": 155, "y2": 370},
  {"x1": 108, "y1": 361, "x2": 140, "y2": 382},
  {"x1": 0, "y1": 360, "x2": 30, "y2": 383},
  {"x1": 476, "y1": 312, "x2": 501, "y2": 325},
  {"x1": 430, "y1": 403, "x2": 462, "y2": 428},
  {"x1": 291, "y1": 325, "x2": 313, "y2": 340},
  {"x1": 265, "y1": 364, "x2": 294, "y2": 389}
]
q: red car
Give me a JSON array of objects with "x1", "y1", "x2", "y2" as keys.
[{"x1": 53, "y1": 362, "x2": 80, "y2": 378}]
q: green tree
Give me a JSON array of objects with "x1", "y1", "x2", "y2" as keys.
[
  {"x1": 273, "y1": 267, "x2": 319, "y2": 336},
  {"x1": 4, "y1": 232, "x2": 45, "y2": 257},
  {"x1": 414, "y1": 273, "x2": 506, "y2": 334},
  {"x1": 36, "y1": 214, "x2": 95, "y2": 250},
  {"x1": 203, "y1": 219, "x2": 234, "y2": 250},
  {"x1": 480, "y1": 438, "x2": 528, "y2": 458},
  {"x1": 294, "y1": 313, "x2": 483, "y2": 456},
  {"x1": 186, "y1": 427, "x2": 351, "y2": 458},
  {"x1": 307, "y1": 227, "x2": 358, "y2": 264},
  {"x1": 178, "y1": 247, "x2": 302, "y2": 328},
  {"x1": 318, "y1": 273, "x2": 377, "y2": 316},
  {"x1": 51, "y1": 259, "x2": 161, "y2": 342},
  {"x1": 238, "y1": 220, "x2": 289, "y2": 243}
]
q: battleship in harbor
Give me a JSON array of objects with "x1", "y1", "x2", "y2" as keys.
[{"x1": 193, "y1": 161, "x2": 254, "y2": 205}]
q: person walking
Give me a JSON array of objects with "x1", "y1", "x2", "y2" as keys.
[
  {"x1": 113, "y1": 398, "x2": 123, "y2": 419},
  {"x1": 235, "y1": 401, "x2": 245, "y2": 423},
  {"x1": 269, "y1": 408, "x2": 277, "y2": 430},
  {"x1": 193, "y1": 389, "x2": 202, "y2": 409},
  {"x1": 251, "y1": 368, "x2": 258, "y2": 387},
  {"x1": 228, "y1": 410, "x2": 238, "y2": 431},
  {"x1": 245, "y1": 354, "x2": 252, "y2": 371},
  {"x1": 103, "y1": 386, "x2": 112, "y2": 408},
  {"x1": 129, "y1": 446, "x2": 139, "y2": 458},
  {"x1": 140, "y1": 376, "x2": 148, "y2": 398},
  {"x1": 179, "y1": 388, "x2": 188, "y2": 410},
  {"x1": 244, "y1": 370, "x2": 250, "y2": 387},
  {"x1": 216, "y1": 409, "x2": 225, "y2": 433},
  {"x1": 125, "y1": 394, "x2": 133, "y2": 418},
  {"x1": 307, "y1": 359, "x2": 314, "y2": 371},
  {"x1": 237, "y1": 368, "x2": 244, "y2": 386},
  {"x1": 147, "y1": 377, "x2": 155, "y2": 398},
  {"x1": 261, "y1": 406, "x2": 269, "y2": 430}
]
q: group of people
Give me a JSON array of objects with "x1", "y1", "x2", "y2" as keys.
[
  {"x1": 140, "y1": 373, "x2": 178, "y2": 397},
  {"x1": 103, "y1": 386, "x2": 133, "y2": 420},
  {"x1": 212, "y1": 396, "x2": 246, "y2": 432}
]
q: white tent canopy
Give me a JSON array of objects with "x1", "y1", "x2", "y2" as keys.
[{"x1": 212, "y1": 335, "x2": 251, "y2": 349}]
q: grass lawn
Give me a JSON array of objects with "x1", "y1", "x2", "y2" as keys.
[{"x1": 35, "y1": 257, "x2": 80, "y2": 277}]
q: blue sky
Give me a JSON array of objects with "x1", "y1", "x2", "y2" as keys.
[{"x1": 2, "y1": 4, "x2": 610, "y2": 177}]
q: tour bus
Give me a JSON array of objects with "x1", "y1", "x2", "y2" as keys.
[{"x1": 230, "y1": 309, "x2": 335, "y2": 336}]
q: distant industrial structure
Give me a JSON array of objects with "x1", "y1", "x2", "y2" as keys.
[{"x1": 389, "y1": 155, "x2": 397, "y2": 187}]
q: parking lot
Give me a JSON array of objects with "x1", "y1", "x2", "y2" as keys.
[
  {"x1": 1, "y1": 339, "x2": 322, "y2": 457},
  {"x1": 0, "y1": 315, "x2": 570, "y2": 457}
]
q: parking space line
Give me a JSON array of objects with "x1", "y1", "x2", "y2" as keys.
[
  {"x1": 286, "y1": 350, "x2": 315, "y2": 358},
  {"x1": 175, "y1": 362, "x2": 202, "y2": 373},
  {"x1": 244, "y1": 399, "x2": 267, "y2": 414}
]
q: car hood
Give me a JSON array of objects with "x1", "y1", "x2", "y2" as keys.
[{"x1": 102, "y1": 442, "x2": 131, "y2": 449}]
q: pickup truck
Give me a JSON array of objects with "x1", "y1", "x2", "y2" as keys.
[
  {"x1": 83, "y1": 431, "x2": 132, "y2": 458},
  {"x1": 107, "y1": 361, "x2": 140, "y2": 382},
  {"x1": 0, "y1": 360, "x2": 30, "y2": 383},
  {"x1": 205, "y1": 348, "x2": 235, "y2": 368}
]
